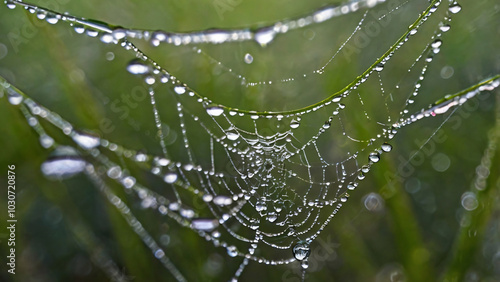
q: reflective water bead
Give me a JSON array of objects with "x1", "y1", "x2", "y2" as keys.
[
  {"x1": 290, "y1": 119, "x2": 300, "y2": 129},
  {"x1": 439, "y1": 24, "x2": 451, "y2": 32},
  {"x1": 72, "y1": 132, "x2": 100, "y2": 149},
  {"x1": 369, "y1": 152, "x2": 380, "y2": 163},
  {"x1": 6, "y1": 2, "x2": 16, "y2": 9},
  {"x1": 292, "y1": 242, "x2": 310, "y2": 261},
  {"x1": 213, "y1": 195, "x2": 233, "y2": 206},
  {"x1": 374, "y1": 63, "x2": 384, "y2": 72},
  {"x1": 254, "y1": 27, "x2": 276, "y2": 46},
  {"x1": 127, "y1": 59, "x2": 149, "y2": 75},
  {"x1": 7, "y1": 88, "x2": 23, "y2": 105},
  {"x1": 227, "y1": 246, "x2": 238, "y2": 257},
  {"x1": 164, "y1": 172, "x2": 178, "y2": 183},
  {"x1": 448, "y1": 2, "x2": 462, "y2": 14},
  {"x1": 107, "y1": 166, "x2": 122, "y2": 179},
  {"x1": 191, "y1": 219, "x2": 219, "y2": 231},
  {"x1": 174, "y1": 86, "x2": 186, "y2": 94},
  {"x1": 381, "y1": 142, "x2": 392, "y2": 152},
  {"x1": 206, "y1": 105, "x2": 224, "y2": 117},
  {"x1": 41, "y1": 146, "x2": 86, "y2": 179},
  {"x1": 431, "y1": 39, "x2": 442, "y2": 49},
  {"x1": 244, "y1": 53, "x2": 253, "y2": 64}
]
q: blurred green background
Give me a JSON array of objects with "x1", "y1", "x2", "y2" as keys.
[{"x1": 1, "y1": 0, "x2": 500, "y2": 281}]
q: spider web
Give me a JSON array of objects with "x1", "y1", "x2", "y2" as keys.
[{"x1": 2, "y1": 0, "x2": 500, "y2": 280}]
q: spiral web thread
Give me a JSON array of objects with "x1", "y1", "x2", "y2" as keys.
[{"x1": 2, "y1": 0, "x2": 500, "y2": 280}]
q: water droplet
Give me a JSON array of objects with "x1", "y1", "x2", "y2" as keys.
[
  {"x1": 361, "y1": 165, "x2": 370, "y2": 173},
  {"x1": 74, "y1": 25, "x2": 85, "y2": 34},
  {"x1": 6, "y1": 2, "x2": 16, "y2": 9},
  {"x1": 461, "y1": 192, "x2": 478, "y2": 211},
  {"x1": 431, "y1": 39, "x2": 442, "y2": 49},
  {"x1": 36, "y1": 10, "x2": 47, "y2": 20},
  {"x1": 374, "y1": 63, "x2": 384, "y2": 72},
  {"x1": 227, "y1": 246, "x2": 238, "y2": 257},
  {"x1": 154, "y1": 249, "x2": 165, "y2": 259},
  {"x1": 244, "y1": 53, "x2": 253, "y2": 64},
  {"x1": 323, "y1": 121, "x2": 331, "y2": 129},
  {"x1": 290, "y1": 119, "x2": 300, "y2": 129},
  {"x1": 121, "y1": 176, "x2": 136, "y2": 188},
  {"x1": 107, "y1": 166, "x2": 122, "y2": 179},
  {"x1": 292, "y1": 242, "x2": 310, "y2": 261},
  {"x1": 255, "y1": 201, "x2": 266, "y2": 212},
  {"x1": 369, "y1": 152, "x2": 380, "y2": 163},
  {"x1": 439, "y1": 24, "x2": 451, "y2": 32},
  {"x1": 174, "y1": 86, "x2": 186, "y2": 94},
  {"x1": 266, "y1": 212, "x2": 277, "y2": 222},
  {"x1": 363, "y1": 193, "x2": 384, "y2": 212},
  {"x1": 45, "y1": 14, "x2": 59, "y2": 24},
  {"x1": 72, "y1": 132, "x2": 100, "y2": 149},
  {"x1": 381, "y1": 142, "x2": 392, "y2": 152},
  {"x1": 449, "y1": 2, "x2": 462, "y2": 14},
  {"x1": 301, "y1": 260, "x2": 309, "y2": 269},
  {"x1": 226, "y1": 131, "x2": 240, "y2": 141},
  {"x1": 164, "y1": 172, "x2": 178, "y2": 183},
  {"x1": 180, "y1": 209, "x2": 195, "y2": 218},
  {"x1": 206, "y1": 105, "x2": 224, "y2": 117},
  {"x1": 213, "y1": 195, "x2": 233, "y2": 206},
  {"x1": 7, "y1": 88, "x2": 23, "y2": 105},
  {"x1": 127, "y1": 59, "x2": 149, "y2": 75},
  {"x1": 191, "y1": 219, "x2": 219, "y2": 231},
  {"x1": 41, "y1": 146, "x2": 86, "y2": 179},
  {"x1": 39, "y1": 134, "x2": 54, "y2": 148},
  {"x1": 254, "y1": 27, "x2": 276, "y2": 46},
  {"x1": 145, "y1": 76, "x2": 156, "y2": 85}
]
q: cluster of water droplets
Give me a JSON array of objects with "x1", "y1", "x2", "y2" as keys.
[{"x1": 6, "y1": 0, "x2": 500, "y2": 281}]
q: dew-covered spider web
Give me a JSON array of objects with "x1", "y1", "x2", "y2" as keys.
[{"x1": 2, "y1": 0, "x2": 500, "y2": 280}]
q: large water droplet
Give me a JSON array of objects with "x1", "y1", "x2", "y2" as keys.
[
  {"x1": 254, "y1": 27, "x2": 276, "y2": 46},
  {"x1": 191, "y1": 219, "x2": 219, "y2": 231},
  {"x1": 206, "y1": 105, "x2": 224, "y2": 117},
  {"x1": 461, "y1": 192, "x2": 478, "y2": 211},
  {"x1": 374, "y1": 63, "x2": 384, "y2": 72},
  {"x1": 227, "y1": 245, "x2": 238, "y2": 257},
  {"x1": 244, "y1": 53, "x2": 253, "y2": 64},
  {"x1": 431, "y1": 39, "x2": 442, "y2": 49},
  {"x1": 107, "y1": 166, "x2": 122, "y2": 179},
  {"x1": 40, "y1": 134, "x2": 55, "y2": 148},
  {"x1": 439, "y1": 24, "x2": 451, "y2": 32},
  {"x1": 292, "y1": 242, "x2": 311, "y2": 261},
  {"x1": 72, "y1": 132, "x2": 100, "y2": 149},
  {"x1": 41, "y1": 146, "x2": 86, "y2": 179},
  {"x1": 213, "y1": 195, "x2": 233, "y2": 206},
  {"x1": 6, "y1": 2, "x2": 16, "y2": 9},
  {"x1": 369, "y1": 152, "x2": 380, "y2": 163},
  {"x1": 449, "y1": 2, "x2": 462, "y2": 14},
  {"x1": 127, "y1": 59, "x2": 149, "y2": 75},
  {"x1": 45, "y1": 14, "x2": 59, "y2": 25},
  {"x1": 174, "y1": 86, "x2": 186, "y2": 94},
  {"x1": 381, "y1": 142, "x2": 392, "y2": 152},
  {"x1": 164, "y1": 172, "x2": 178, "y2": 183},
  {"x1": 7, "y1": 88, "x2": 23, "y2": 105},
  {"x1": 290, "y1": 119, "x2": 300, "y2": 129},
  {"x1": 226, "y1": 131, "x2": 240, "y2": 141}
]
